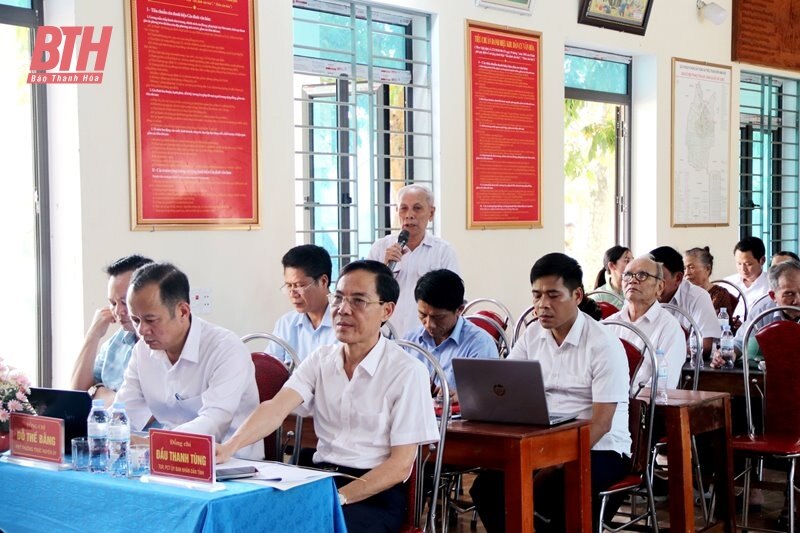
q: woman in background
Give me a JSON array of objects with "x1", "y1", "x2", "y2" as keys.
[
  {"x1": 684, "y1": 246, "x2": 739, "y2": 330},
  {"x1": 592, "y1": 245, "x2": 632, "y2": 305}
]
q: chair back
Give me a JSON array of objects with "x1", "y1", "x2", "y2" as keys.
[
  {"x1": 250, "y1": 352, "x2": 290, "y2": 461},
  {"x1": 711, "y1": 279, "x2": 747, "y2": 322},
  {"x1": 382, "y1": 320, "x2": 400, "y2": 340},
  {"x1": 462, "y1": 298, "x2": 517, "y2": 347},
  {"x1": 741, "y1": 305, "x2": 800, "y2": 436},
  {"x1": 513, "y1": 305, "x2": 537, "y2": 344},
  {"x1": 597, "y1": 301, "x2": 620, "y2": 319},
  {"x1": 241, "y1": 332, "x2": 303, "y2": 464},
  {"x1": 465, "y1": 314, "x2": 511, "y2": 357},
  {"x1": 601, "y1": 319, "x2": 658, "y2": 476},
  {"x1": 753, "y1": 318, "x2": 800, "y2": 437},
  {"x1": 586, "y1": 289, "x2": 624, "y2": 308},
  {"x1": 619, "y1": 338, "x2": 645, "y2": 384},
  {"x1": 395, "y1": 339, "x2": 450, "y2": 532},
  {"x1": 660, "y1": 303, "x2": 703, "y2": 391}
]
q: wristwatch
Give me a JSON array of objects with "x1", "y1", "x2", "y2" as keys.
[
  {"x1": 337, "y1": 491, "x2": 348, "y2": 506},
  {"x1": 88, "y1": 383, "x2": 105, "y2": 397}
]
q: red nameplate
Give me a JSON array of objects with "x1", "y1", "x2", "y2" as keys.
[
  {"x1": 10, "y1": 413, "x2": 65, "y2": 464},
  {"x1": 149, "y1": 429, "x2": 214, "y2": 483}
]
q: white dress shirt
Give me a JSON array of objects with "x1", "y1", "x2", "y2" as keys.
[
  {"x1": 607, "y1": 302, "x2": 686, "y2": 389},
  {"x1": 668, "y1": 279, "x2": 722, "y2": 339},
  {"x1": 724, "y1": 270, "x2": 769, "y2": 319},
  {"x1": 268, "y1": 304, "x2": 336, "y2": 364},
  {"x1": 116, "y1": 316, "x2": 262, "y2": 459},
  {"x1": 508, "y1": 312, "x2": 631, "y2": 456},
  {"x1": 368, "y1": 233, "x2": 460, "y2": 336},
  {"x1": 285, "y1": 336, "x2": 439, "y2": 470}
]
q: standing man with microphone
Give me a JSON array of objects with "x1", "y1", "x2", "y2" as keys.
[{"x1": 368, "y1": 184, "x2": 460, "y2": 336}]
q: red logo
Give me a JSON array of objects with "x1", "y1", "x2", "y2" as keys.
[{"x1": 27, "y1": 26, "x2": 112, "y2": 84}]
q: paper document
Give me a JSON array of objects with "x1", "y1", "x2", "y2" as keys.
[{"x1": 218, "y1": 458, "x2": 340, "y2": 491}]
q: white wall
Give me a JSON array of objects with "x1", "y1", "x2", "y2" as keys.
[{"x1": 50, "y1": 0, "x2": 775, "y2": 385}]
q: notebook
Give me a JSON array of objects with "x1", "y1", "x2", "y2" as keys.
[
  {"x1": 27, "y1": 387, "x2": 93, "y2": 455},
  {"x1": 452, "y1": 358, "x2": 578, "y2": 426}
]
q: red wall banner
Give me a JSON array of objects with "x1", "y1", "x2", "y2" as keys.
[
  {"x1": 466, "y1": 21, "x2": 541, "y2": 228},
  {"x1": 128, "y1": 0, "x2": 259, "y2": 229}
]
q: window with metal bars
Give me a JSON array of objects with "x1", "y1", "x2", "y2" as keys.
[
  {"x1": 739, "y1": 73, "x2": 800, "y2": 255},
  {"x1": 292, "y1": 0, "x2": 432, "y2": 275}
]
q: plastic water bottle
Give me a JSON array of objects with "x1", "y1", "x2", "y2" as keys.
[
  {"x1": 108, "y1": 402, "x2": 130, "y2": 477},
  {"x1": 688, "y1": 333, "x2": 703, "y2": 369},
  {"x1": 717, "y1": 307, "x2": 729, "y2": 330},
  {"x1": 656, "y1": 349, "x2": 669, "y2": 404},
  {"x1": 87, "y1": 399, "x2": 109, "y2": 473},
  {"x1": 720, "y1": 325, "x2": 735, "y2": 369}
]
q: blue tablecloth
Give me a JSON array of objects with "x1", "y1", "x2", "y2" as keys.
[{"x1": 0, "y1": 461, "x2": 347, "y2": 532}]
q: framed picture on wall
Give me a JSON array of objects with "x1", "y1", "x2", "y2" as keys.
[
  {"x1": 475, "y1": 0, "x2": 534, "y2": 15},
  {"x1": 578, "y1": 0, "x2": 655, "y2": 35}
]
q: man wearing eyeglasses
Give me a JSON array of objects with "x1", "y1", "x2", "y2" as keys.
[
  {"x1": 217, "y1": 260, "x2": 439, "y2": 533},
  {"x1": 606, "y1": 255, "x2": 686, "y2": 389},
  {"x1": 650, "y1": 246, "x2": 721, "y2": 359},
  {"x1": 269, "y1": 244, "x2": 336, "y2": 364}
]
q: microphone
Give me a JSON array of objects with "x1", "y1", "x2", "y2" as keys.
[{"x1": 387, "y1": 229, "x2": 410, "y2": 271}]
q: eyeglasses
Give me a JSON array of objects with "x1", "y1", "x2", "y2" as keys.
[
  {"x1": 622, "y1": 271, "x2": 662, "y2": 282},
  {"x1": 328, "y1": 293, "x2": 384, "y2": 311},
  {"x1": 280, "y1": 279, "x2": 317, "y2": 295}
]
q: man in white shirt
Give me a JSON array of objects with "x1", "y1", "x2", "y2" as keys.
[
  {"x1": 724, "y1": 236, "x2": 770, "y2": 320},
  {"x1": 368, "y1": 184, "x2": 459, "y2": 336},
  {"x1": 116, "y1": 262, "x2": 261, "y2": 459},
  {"x1": 269, "y1": 244, "x2": 336, "y2": 364},
  {"x1": 470, "y1": 253, "x2": 631, "y2": 532},
  {"x1": 650, "y1": 246, "x2": 722, "y2": 358},
  {"x1": 606, "y1": 255, "x2": 686, "y2": 389},
  {"x1": 217, "y1": 260, "x2": 438, "y2": 533}
]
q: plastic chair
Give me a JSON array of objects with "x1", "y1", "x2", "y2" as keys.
[
  {"x1": 597, "y1": 301, "x2": 621, "y2": 319},
  {"x1": 734, "y1": 306, "x2": 800, "y2": 532},
  {"x1": 462, "y1": 298, "x2": 516, "y2": 347},
  {"x1": 241, "y1": 332, "x2": 303, "y2": 464},
  {"x1": 395, "y1": 339, "x2": 450, "y2": 533},
  {"x1": 711, "y1": 279, "x2": 748, "y2": 323},
  {"x1": 586, "y1": 288, "x2": 625, "y2": 308},
  {"x1": 599, "y1": 320, "x2": 659, "y2": 532}
]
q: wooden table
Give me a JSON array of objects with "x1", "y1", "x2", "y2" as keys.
[
  {"x1": 443, "y1": 419, "x2": 592, "y2": 533},
  {"x1": 680, "y1": 364, "x2": 764, "y2": 397},
  {"x1": 641, "y1": 389, "x2": 736, "y2": 532}
]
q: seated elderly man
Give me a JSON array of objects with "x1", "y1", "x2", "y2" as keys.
[
  {"x1": 116, "y1": 262, "x2": 261, "y2": 458},
  {"x1": 269, "y1": 244, "x2": 336, "y2": 363},
  {"x1": 217, "y1": 260, "x2": 438, "y2": 533},
  {"x1": 650, "y1": 246, "x2": 721, "y2": 359},
  {"x1": 402, "y1": 269, "x2": 498, "y2": 400},
  {"x1": 606, "y1": 255, "x2": 686, "y2": 389},
  {"x1": 470, "y1": 253, "x2": 630, "y2": 532},
  {"x1": 71, "y1": 254, "x2": 153, "y2": 404},
  {"x1": 726, "y1": 258, "x2": 800, "y2": 366}
]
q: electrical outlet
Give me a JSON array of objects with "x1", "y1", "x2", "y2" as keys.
[{"x1": 190, "y1": 287, "x2": 213, "y2": 315}]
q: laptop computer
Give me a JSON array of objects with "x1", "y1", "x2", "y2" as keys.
[
  {"x1": 453, "y1": 359, "x2": 579, "y2": 426},
  {"x1": 27, "y1": 387, "x2": 93, "y2": 455}
]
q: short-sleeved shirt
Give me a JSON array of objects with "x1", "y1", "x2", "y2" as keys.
[
  {"x1": 116, "y1": 317, "x2": 261, "y2": 459},
  {"x1": 402, "y1": 315, "x2": 499, "y2": 389},
  {"x1": 268, "y1": 304, "x2": 336, "y2": 364},
  {"x1": 93, "y1": 328, "x2": 137, "y2": 391},
  {"x1": 367, "y1": 233, "x2": 460, "y2": 336},
  {"x1": 285, "y1": 335, "x2": 439, "y2": 469},
  {"x1": 508, "y1": 312, "x2": 631, "y2": 456},
  {"x1": 724, "y1": 271, "x2": 769, "y2": 319},
  {"x1": 607, "y1": 302, "x2": 686, "y2": 389},
  {"x1": 667, "y1": 280, "x2": 722, "y2": 339}
]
